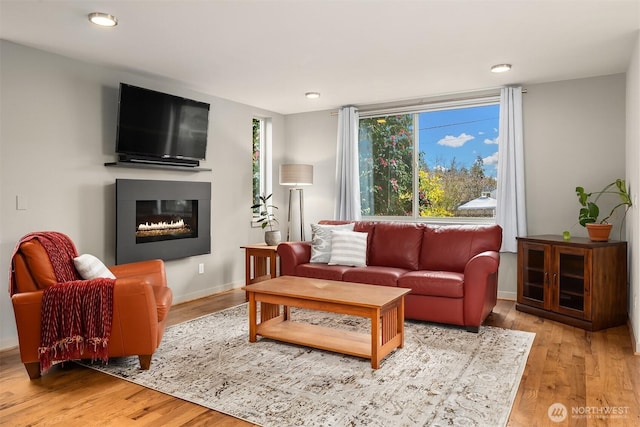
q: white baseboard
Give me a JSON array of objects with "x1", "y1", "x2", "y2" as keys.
[
  {"x1": 0, "y1": 338, "x2": 18, "y2": 352},
  {"x1": 172, "y1": 281, "x2": 243, "y2": 305},
  {"x1": 629, "y1": 318, "x2": 639, "y2": 355},
  {"x1": 498, "y1": 291, "x2": 517, "y2": 301}
]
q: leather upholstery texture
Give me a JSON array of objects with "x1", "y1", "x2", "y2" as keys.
[
  {"x1": 277, "y1": 221, "x2": 502, "y2": 330},
  {"x1": 10, "y1": 239, "x2": 173, "y2": 379}
]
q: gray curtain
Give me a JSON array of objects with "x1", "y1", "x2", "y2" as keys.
[{"x1": 334, "y1": 106, "x2": 361, "y2": 220}]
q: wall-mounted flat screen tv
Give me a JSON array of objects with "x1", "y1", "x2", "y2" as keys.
[{"x1": 116, "y1": 83, "x2": 210, "y2": 164}]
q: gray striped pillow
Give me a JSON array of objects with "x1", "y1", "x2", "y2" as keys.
[{"x1": 328, "y1": 230, "x2": 368, "y2": 267}]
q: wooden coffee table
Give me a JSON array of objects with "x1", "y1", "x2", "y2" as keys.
[{"x1": 244, "y1": 276, "x2": 411, "y2": 369}]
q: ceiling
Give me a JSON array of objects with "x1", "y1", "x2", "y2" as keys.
[{"x1": 1, "y1": 0, "x2": 638, "y2": 115}]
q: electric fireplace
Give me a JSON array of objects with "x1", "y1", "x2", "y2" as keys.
[{"x1": 116, "y1": 179, "x2": 211, "y2": 264}]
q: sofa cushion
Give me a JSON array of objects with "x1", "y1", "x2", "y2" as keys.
[
  {"x1": 295, "y1": 263, "x2": 352, "y2": 281},
  {"x1": 343, "y1": 266, "x2": 406, "y2": 287},
  {"x1": 420, "y1": 225, "x2": 502, "y2": 272},
  {"x1": 309, "y1": 223, "x2": 355, "y2": 263},
  {"x1": 398, "y1": 271, "x2": 464, "y2": 298},
  {"x1": 328, "y1": 230, "x2": 368, "y2": 267},
  {"x1": 369, "y1": 222, "x2": 423, "y2": 270}
]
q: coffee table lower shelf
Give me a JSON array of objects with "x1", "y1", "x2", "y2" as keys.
[{"x1": 257, "y1": 318, "x2": 377, "y2": 360}]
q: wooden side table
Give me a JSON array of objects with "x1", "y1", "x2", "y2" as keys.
[{"x1": 241, "y1": 243, "x2": 279, "y2": 299}]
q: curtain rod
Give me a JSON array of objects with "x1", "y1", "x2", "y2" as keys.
[{"x1": 330, "y1": 87, "x2": 527, "y2": 116}]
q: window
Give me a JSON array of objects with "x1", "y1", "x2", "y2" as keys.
[
  {"x1": 252, "y1": 118, "x2": 265, "y2": 212},
  {"x1": 358, "y1": 99, "x2": 499, "y2": 221},
  {"x1": 252, "y1": 117, "x2": 273, "y2": 223}
]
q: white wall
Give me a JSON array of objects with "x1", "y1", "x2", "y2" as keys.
[
  {"x1": 283, "y1": 111, "x2": 338, "y2": 233},
  {"x1": 283, "y1": 74, "x2": 628, "y2": 302},
  {"x1": 0, "y1": 41, "x2": 285, "y2": 349},
  {"x1": 626, "y1": 32, "x2": 640, "y2": 353},
  {"x1": 523, "y1": 74, "x2": 627, "y2": 239}
]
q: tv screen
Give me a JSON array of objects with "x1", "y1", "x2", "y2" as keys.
[{"x1": 116, "y1": 83, "x2": 210, "y2": 162}]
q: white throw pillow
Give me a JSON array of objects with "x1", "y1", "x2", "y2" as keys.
[
  {"x1": 310, "y1": 223, "x2": 355, "y2": 263},
  {"x1": 74, "y1": 254, "x2": 116, "y2": 280},
  {"x1": 328, "y1": 230, "x2": 368, "y2": 267}
]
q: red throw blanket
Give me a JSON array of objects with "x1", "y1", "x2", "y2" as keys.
[{"x1": 9, "y1": 232, "x2": 115, "y2": 373}]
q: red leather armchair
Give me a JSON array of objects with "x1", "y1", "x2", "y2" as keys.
[{"x1": 10, "y1": 237, "x2": 173, "y2": 379}]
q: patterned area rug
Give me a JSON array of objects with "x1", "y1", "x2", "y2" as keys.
[{"x1": 81, "y1": 304, "x2": 534, "y2": 426}]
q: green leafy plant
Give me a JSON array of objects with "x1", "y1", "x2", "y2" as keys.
[
  {"x1": 251, "y1": 193, "x2": 279, "y2": 231},
  {"x1": 575, "y1": 179, "x2": 632, "y2": 226}
]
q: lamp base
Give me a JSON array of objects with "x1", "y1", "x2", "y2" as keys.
[{"x1": 287, "y1": 188, "x2": 305, "y2": 241}]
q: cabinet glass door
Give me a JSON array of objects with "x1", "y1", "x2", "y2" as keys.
[
  {"x1": 555, "y1": 248, "x2": 589, "y2": 318},
  {"x1": 521, "y1": 244, "x2": 546, "y2": 308}
]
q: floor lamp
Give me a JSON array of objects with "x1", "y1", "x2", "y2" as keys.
[{"x1": 280, "y1": 164, "x2": 313, "y2": 241}]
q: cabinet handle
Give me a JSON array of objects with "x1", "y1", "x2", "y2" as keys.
[{"x1": 544, "y1": 272, "x2": 548, "y2": 285}]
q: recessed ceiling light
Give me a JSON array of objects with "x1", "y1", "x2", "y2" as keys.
[
  {"x1": 88, "y1": 12, "x2": 118, "y2": 27},
  {"x1": 491, "y1": 64, "x2": 512, "y2": 73},
  {"x1": 305, "y1": 92, "x2": 320, "y2": 99}
]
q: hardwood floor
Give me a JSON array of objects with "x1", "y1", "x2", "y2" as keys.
[{"x1": 1, "y1": 289, "x2": 638, "y2": 426}]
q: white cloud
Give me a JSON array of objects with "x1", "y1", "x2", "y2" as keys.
[
  {"x1": 478, "y1": 131, "x2": 484, "y2": 135},
  {"x1": 437, "y1": 133, "x2": 474, "y2": 147},
  {"x1": 484, "y1": 137, "x2": 498, "y2": 145},
  {"x1": 483, "y1": 151, "x2": 499, "y2": 166}
]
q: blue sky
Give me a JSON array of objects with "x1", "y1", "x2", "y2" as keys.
[{"x1": 418, "y1": 104, "x2": 500, "y2": 178}]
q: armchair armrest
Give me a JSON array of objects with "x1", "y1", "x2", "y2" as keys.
[
  {"x1": 113, "y1": 276, "x2": 172, "y2": 322},
  {"x1": 277, "y1": 242, "x2": 312, "y2": 276},
  {"x1": 109, "y1": 259, "x2": 167, "y2": 289},
  {"x1": 11, "y1": 291, "x2": 43, "y2": 364},
  {"x1": 462, "y1": 251, "x2": 500, "y2": 328}
]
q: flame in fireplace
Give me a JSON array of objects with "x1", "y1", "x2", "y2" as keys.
[
  {"x1": 138, "y1": 218, "x2": 185, "y2": 231},
  {"x1": 136, "y1": 218, "x2": 192, "y2": 238}
]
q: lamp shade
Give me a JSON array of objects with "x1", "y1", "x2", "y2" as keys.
[{"x1": 279, "y1": 164, "x2": 313, "y2": 186}]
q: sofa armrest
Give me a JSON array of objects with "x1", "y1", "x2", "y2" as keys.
[
  {"x1": 277, "y1": 242, "x2": 312, "y2": 276},
  {"x1": 462, "y1": 251, "x2": 500, "y2": 327}
]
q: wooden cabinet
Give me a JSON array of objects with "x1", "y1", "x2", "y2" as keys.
[{"x1": 516, "y1": 235, "x2": 627, "y2": 331}]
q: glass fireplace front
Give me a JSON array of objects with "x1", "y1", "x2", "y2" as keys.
[{"x1": 135, "y1": 199, "x2": 198, "y2": 244}]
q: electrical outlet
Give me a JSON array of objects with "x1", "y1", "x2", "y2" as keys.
[{"x1": 198, "y1": 263, "x2": 204, "y2": 274}]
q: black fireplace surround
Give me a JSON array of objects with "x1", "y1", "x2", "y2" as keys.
[{"x1": 116, "y1": 179, "x2": 211, "y2": 264}]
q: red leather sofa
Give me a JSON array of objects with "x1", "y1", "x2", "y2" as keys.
[{"x1": 277, "y1": 221, "x2": 502, "y2": 332}]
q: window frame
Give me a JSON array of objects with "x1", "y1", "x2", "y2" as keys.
[
  {"x1": 358, "y1": 95, "x2": 500, "y2": 225},
  {"x1": 251, "y1": 116, "x2": 273, "y2": 227}
]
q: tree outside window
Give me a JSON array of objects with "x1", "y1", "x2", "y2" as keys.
[
  {"x1": 252, "y1": 118, "x2": 263, "y2": 213},
  {"x1": 359, "y1": 114, "x2": 415, "y2": 216}
]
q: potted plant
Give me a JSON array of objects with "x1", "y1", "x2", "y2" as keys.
[
  {"x1": 575, "y1": 178, "x2": 632, "y2": 241},
  {"x1": 251, "y1": 193, "x2": 281, "y2": 246}
]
